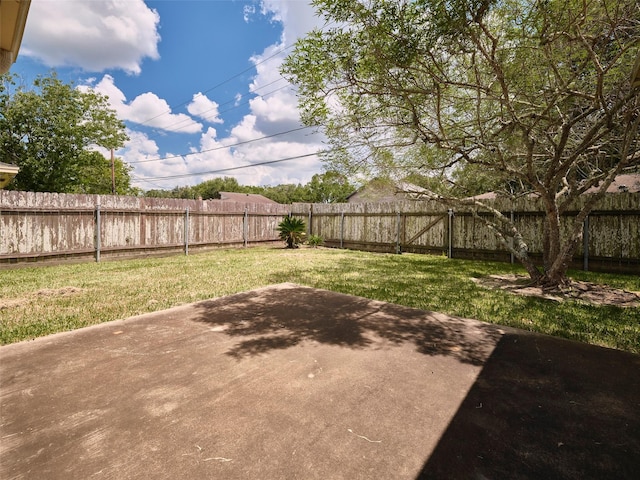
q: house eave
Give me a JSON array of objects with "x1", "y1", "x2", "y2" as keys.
[
  {"x1": 0, "y1": 0, "x2": 32, "y2": 74},
  {"x1": 0, "y1": 162, "x2": 20, "y2": 189}
]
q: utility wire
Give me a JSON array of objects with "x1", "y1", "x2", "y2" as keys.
[
  {"x1": 140, "y1": 152, "x2": 319, "y2": 181},
  {"x1": 136, "y1": 43, "x2": 296, "y2": 127},
  {"x1": 128, "y1": 125, "x2": 317, "y2": 164},
  {"x1": 217, "y1": 83, "x2": 292, "y2": 116},
  {"x1": 143, "y1": 77, "x2": 291, "y2": 138},
  {"x1": 132, "y1": 19, "x2": 338, "y2": 128},
  {"x1": 130, "y1": 174, "x2": 167, "y2": 189}
]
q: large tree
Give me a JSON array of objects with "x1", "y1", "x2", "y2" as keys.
[
  {"x1": 72, "y1": 151, "x2": 138, "y2": 196},
  {"x1": 282, "y1": 0, "x2": 640, "y2": 288},
  {"x1": 0, "y1": 73, "x2": 129, "y2": 193},
  {"x1": 195, "y1": 177, "x2": 243, "y2": 200},
  {"x1": 307, "y1": 171, "x2": 356, "y2": 203}
]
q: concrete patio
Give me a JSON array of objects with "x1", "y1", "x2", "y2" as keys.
[{"x1": 1, "y1": 283, "x2": 638, "y2": 479}]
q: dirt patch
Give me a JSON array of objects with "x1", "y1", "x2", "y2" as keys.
[
  {"x1": 0, "y1": 298, "x2": 27, "y2": 310},
  {"x1": 0, "y1": 287, "x2": 84, "y2": 310},
  {"x1": 472, "y1": 274, "x2": 640, "y2": 308},
  {"x1": 34, "y1": 286, "x2": 84, "y2": 298}
]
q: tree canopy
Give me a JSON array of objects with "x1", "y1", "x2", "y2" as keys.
[
  {"x1": 144, "y1": 171, "x2": 356, "y2": 204},
  {"x1": 307, "y1": 170, "x2": 355, "y2": 203},
  {"x1": 282, "y1": 0, "x2": 640, "y2": 286},
  {"x1": 0, "y1": 72, "x2": 131, "y2": 194}
]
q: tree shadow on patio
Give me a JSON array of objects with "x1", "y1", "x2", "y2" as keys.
[{"x1": 191, "y1": 283, "x2": 503, "y2": 365}]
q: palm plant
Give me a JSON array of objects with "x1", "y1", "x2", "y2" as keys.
[{"x1": 277, "y1": 216, "x2": 306, "y2": 248}]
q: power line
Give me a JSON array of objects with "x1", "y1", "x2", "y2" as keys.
[
  {"x1": 202, "y1": 77, "x2": 288, "y2": 116},
  {"x1": 128, "y1": 125, "x2": 317, "y2": 164},
  {"x1": 218, "y1": 83, "x2": 292, "y2": 115},
  {"x1": 140, "y1": 152, "x2": 319, "y2": 181},
  {"x1": 136, "y1": 43, "x2": 296, "y2": 128},
  {"x1": 147, "y1": 77, "x2": 290, "y2": 140},
  {"x1": 130, "y1": 174, "x2": 167, "y2": 189},
  {"x1": 132, "y1": 19, "x2": 338, "y2": 129}
]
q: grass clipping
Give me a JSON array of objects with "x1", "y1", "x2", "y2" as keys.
[{"x1": 473, "y1": 274, "x2": 640, "y2": 307}]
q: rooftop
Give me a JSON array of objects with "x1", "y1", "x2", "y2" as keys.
[{"x1": 218, "y1": 191, "x2": 278, "y2": 204}]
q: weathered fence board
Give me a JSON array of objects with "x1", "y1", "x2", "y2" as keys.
[
  {"x1": 0, "y1": 191, "x2": 290, "y2": 264},
  {"x1": 1, "y1": 191, "x2": 638, "y2": 273},
  {"x1": 292, "y1": 193, "x2": 640, "y2": 274}
]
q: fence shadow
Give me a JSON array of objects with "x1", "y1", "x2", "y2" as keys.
[{"x1": 191, "y1": 283, "x2": 503, "y2": 365}]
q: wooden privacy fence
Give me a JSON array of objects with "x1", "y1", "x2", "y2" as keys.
[
  {"x1": 0, "y1": 191, "x2": 290, "y2": 265},
  {"x1": 1, "y1": 191, "x2": 638, "y2": 273},
  {"x1": 291, "y1": 193, "x2": 640, "y2": 274}
]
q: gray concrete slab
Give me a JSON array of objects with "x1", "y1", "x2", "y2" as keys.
[{"x1": 1, "y1": 283, "x2": 639, "y2": 479}]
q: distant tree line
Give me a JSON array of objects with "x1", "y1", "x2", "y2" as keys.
[{"x1": 144, "y1": 171, "x2": 356, "y2": 204}]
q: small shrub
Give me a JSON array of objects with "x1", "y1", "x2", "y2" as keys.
[
  {"x1": 308, "y1": 234, "x2": 323, "y2": 248},
  {"x1": 277, "y1": 216, "x2": 306, "y2": 248}
]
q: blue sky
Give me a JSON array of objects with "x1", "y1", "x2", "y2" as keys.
[{"x1": 11, "y1": 0, "x2": 326, "y2": 191}]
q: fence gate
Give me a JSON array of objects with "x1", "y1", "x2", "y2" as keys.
[{"x1": 404, "y1": 214, "x2": 447, "y2": 247}]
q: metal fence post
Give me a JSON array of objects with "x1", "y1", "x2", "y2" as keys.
[
  {"x1": 396, "y1": 211, "x2": 402, "y2": 254},
  {"x1": 184, "y1": 207, "x2": 190, "y2": 256},
  {"x1": 95, "y1": 197, "x2": 101, "y2": 263},
  {"x1": 583, "y1": 215, "x2": 589, "y2": 271},
  {"x1": 243, "y1": 208, "x2": 248, "y2": 248},
  {"x1": 447, "y1": 209, "x2": 454, "y2": 259},
  {"x1": 510, "y1": 210, "x2": 515, "y2": 264}
]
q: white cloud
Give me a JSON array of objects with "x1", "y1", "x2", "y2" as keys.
[
  {"x1": 187, "y1": 94, "x2": 223, "y2": 124},
  {"x1": 243, "y1": 4, "x2": 256, "y2": 22},
  {"x1": 250, "y1": 94, "x2": 300, "y2": 129},
  {"x1": 22, "y1": 0, "x2": 160, "y2": 74},
  {"x1": 220, "y1": 115, "x2": 324, "y2": 186},
  {"x1": 128, "y1": 93, "x2": 201, "y2": 133},
  {"x1": 82, "y1": 75, "x2": 202, "y2": 134},
  {"x1": 114, "y1": 1, "x2": 327, "y2": 189},
  {"x1": 121, "y1": 130, "x2": 160, "y2": 161},
  {"x1": 259, "y1": 0, "x2": 322, "y2": 44},
  {"x1": 128, "y1": 119, "x2": 324, "y2": 189},
  {"x1": 188, "y1": 0, "x2": 327, "y2": 187},
  {"x1": 121, "y1": 130, "x2": 217, "y2": 191},
  {"x1": 230, "y1": 115, "x2": 261, "y2": 143}
]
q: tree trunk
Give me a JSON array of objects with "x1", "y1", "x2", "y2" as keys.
[
  {"x1": 519, "y1": 255, "x2": 543, "y2": 284},
  {"x1": 541, "y1": 195, "x2": 562, "y2": 273},
  {"x1": 542, "y1": 213, "x2": 590, "y2": 289}
]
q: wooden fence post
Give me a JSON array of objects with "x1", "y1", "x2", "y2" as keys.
[{"x1": 340, "y1": 211, "x2": 345, "y2": 249}]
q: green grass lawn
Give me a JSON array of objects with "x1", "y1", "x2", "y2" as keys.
[{"x1": 1, "y1": 247, "x2": 638, "y2": 353}]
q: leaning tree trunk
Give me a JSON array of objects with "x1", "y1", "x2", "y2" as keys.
[
  {"x1": 541, "y1": 224, "x2": 583, "y2": 289},
  {"x1": 540, "y1": 194, "x2": 563, "y2": 275}
]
